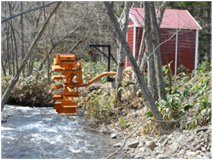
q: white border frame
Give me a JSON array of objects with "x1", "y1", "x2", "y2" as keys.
[
  {"x1": 194, "y1": 29, "x2": 199, "y2": 69},
  {"x1": 175, "y1": 30, "x2": 178, "y2": 75},
  {"x1": 132, "y1": 26, "x2": 136, "y2": 78}
]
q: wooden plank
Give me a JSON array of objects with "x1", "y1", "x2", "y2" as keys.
[
  {"x1": 60, "y1": 62, "x2": 76, "y2": 69},
  {"x1": 54, "y1": 102, "x2": 61, "y2": 109},
  {"x1": 57, "y1": 54, "x2": 75, "y2": 60},
  {"x1": 52, "y1": 65, "x2": 63, "y2": 71},
  {"x1": 62, "y1": 91, "x2": 80, "y2": 97},
  {"x1": 52, "y1": 75, "x2": 63, "y2": 80},
  {"x1": 62, "y1": 70, "x2": 80, "y2": 74},
  {"x1": 61, "y1": 100, "x2": 76, "y2": 105},
  {"x1": 64, "y1": 83, "x2": 81, "y2": 88},
  {"x1": 61, "y1": 105, "x2": 77, "y2": 108},
  {"x1": 52, "y1": 95, "x2": 63, "y2": 100},
  {"x1": 58, "y1": 107, "x2": 77, "y2": 115},
  {"x1": 54, "y1": 58, "x2": 60, "y2": 65}
]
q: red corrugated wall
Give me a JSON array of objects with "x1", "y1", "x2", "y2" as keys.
[
  {"x1": 128, "y1": 19, "x2": 134, "y2": 26},
  {"x1": 177, "y1": 30, "x2": 196, "y2": 73},
  {"x1": 125, "y1": 27, "x2": 143, "y2": 69},
  {"x1": 125, "y1": 26, "x2": 196, "y2": 74},
  {"x1": 160, "y1": 29, "x2": 176, "y2": 74},
  {"x1": 125, "y1": 26, "x2": 134, "y2": 68}
]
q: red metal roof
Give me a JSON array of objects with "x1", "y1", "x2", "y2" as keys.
[{"x1": 129, "y1": 8, "x2": 202, "y2": 30}]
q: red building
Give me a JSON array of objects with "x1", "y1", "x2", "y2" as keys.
[{"x1": 125, "y1": 8, "x2": 202, "y2": 75}]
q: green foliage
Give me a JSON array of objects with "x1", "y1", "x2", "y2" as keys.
[
  {"x1": 10, "y1": 72, "x2": 52, "y2": 106},
  {"x1": 193, "y1": 60, "x2": 211, "y2": 74},
  {"x1": 117, "y1": 78, "x2": 135, "y2": 98},
  {"x1": 179, "y1": 1, "x2": 211, "y2": 10},
  {"x1": 114, "y1": 2, "x2": 125, "y2": 17},
  {"x1": 145, "y1": 111, "x2": 153, "y2": 118},
  {"x1": 102, "y1": 92, "x2": 114, "y2": 111},
  {"x1": 162, "y1": 61, "x2": 174, "y2": 89},
  {"x1": 80, "y1": 88, "x2": 115, "y2": 123},
  {"x1": 115, "y1": 10, "x2": 122, "y2": 17},
  {"x1": 1, "y1": 60, "x2": 52, "y2": 106},
  {"x1": 78, "y1": 59, "x2": 117, "y2": 122},
  {"x1": 1, "y1": 75, "x2": 12, "y2": 96},
  {"x1": 81, "y1": 60, "x2": 116, "y2": 83},
  {"x1": 146, "y1": 61, "x2": 211, "y2": 129},
  {"x1": 118, "y1": 118, "x2": 130, "y2": 129},
  {"x1": 89, "y1": 89, "x2": 102, "y2": 117}
]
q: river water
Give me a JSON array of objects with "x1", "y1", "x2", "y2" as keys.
[{"x1": 1, "y1": 105, "x2": 126, "y2": 159}]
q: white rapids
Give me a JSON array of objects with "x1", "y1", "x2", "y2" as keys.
[{"x1": 1, "y1": 105, "x2": 124, "y2": 159}]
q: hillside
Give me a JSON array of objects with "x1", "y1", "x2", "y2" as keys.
[{"x1": 79, "y1": 61, "x2": 211, "y2": 158}]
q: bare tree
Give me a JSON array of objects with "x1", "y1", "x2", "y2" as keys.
[
  {"x1": 115, "y1": 2, "x2": 131, "y2": 104},
  {"x1": 5, "y1": 23, "x2": 12, "y2": 75},
  {"x1": 1, "y1": 2, "x2": 62, "y2": 111},
  {"x1": 206, "y1": 2, "x2": 211, "y2": 61},
  {"x1": 1, "y1": 56, "x2": 7, "y2": 76},
  {"x1": 1, "y1": 1, "x2": 59, "y2": 23},
  {"x1": 144, "y1": 2, "x2": 158, "y2": 101},
  {"x1": 104, "y1": 2, "x2": 168, "y2": 132},
  {"x1": 20, "y1": 2, "x2": 25, "y2": 77},
  {"x1": 135, "y1": 2, "x2": 168, "y2": 101},
  {"x1": 149, "y1": 1, "x2": 168, "y2": 101}
]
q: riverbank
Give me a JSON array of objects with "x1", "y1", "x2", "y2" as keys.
[
  {"x1": 81, "y1": 95, "x2": 212, "y2": 159},
  {"x1": 97, "y1": 111, "x2": 212, "y2": 159},
  {"x1": 79, "y1": 100, "x2": 212, "y2": 159}
]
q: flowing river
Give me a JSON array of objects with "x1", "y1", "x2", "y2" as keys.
[{"x1": 1, "y1": 105, "x2": 127, "y2": 159}]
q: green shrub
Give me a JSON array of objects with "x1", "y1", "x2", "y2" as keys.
[{"x1": 146, "y1": 61, "x2": 211, "y2": 129}]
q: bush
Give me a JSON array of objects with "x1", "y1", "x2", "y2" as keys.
[
  {"x1": 145, "y1": 61, "x2": 211, "y2": 129},
  {"x1": 6, "y1": 74, "x2": 52, "y2": 106}
]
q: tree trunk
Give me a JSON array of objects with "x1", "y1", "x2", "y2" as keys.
[
  {"x1": 6, "y1": 25, "x2": 12, "y2": 75},
  {"x1": 1, "y1": 57, "x2": 7, "y2": 76},
  {"x1": 115, "y1": 43, "x2": 124, "y2": 104},
  {"x1": 115, "y1": 1, "x2": 130, "y2": 104},
  {"x1": 1, "y1": 39, "x2": 7, "y2": 76},
  {"x1": 207, "y1": 1, "x2": 212, "y2": 63},
  {"x1": 134, "y1": 12, "x2": 147, "y2": 97},
  {"x1": 11, "y1": 27, "x2": 15, "y2": 76},
  {"x1": 8, "y1": 18, "x2": 19, "y2": 75},
  {"x1": 144, "y1": 2, "x2": 158, "y2": 101},
  {"x1": 20, "y1": 2, "x2": 25, "y2": 77},
  {"x1": 149, "y1": 2, "x2": 168, "y2": 101},
  {"x1": 27, "y1": 50, "x2": 35, "y2": 76},
  {"x1": 1, "y1": 2, "x2": 62, "y2": 111},
  {"x1": 104, "y1": 2, "x2": 168, "y2": 132}
]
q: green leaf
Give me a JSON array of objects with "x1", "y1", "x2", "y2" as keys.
[
  {"x1": 193, "y1": 85, "x2": 199, "y2": 91},
  {"x1": 145, "y1": 111, "x2": 153, "y2": 118},
  {"x1": 202, "y1": 95, "x2": 207, "y2": 102},
  {"x1": 183, "y1": 90, "x2": 190, "y2": 97},
  {"x1": 118, "y1": 87, "x2": 123, "y2": 93}
]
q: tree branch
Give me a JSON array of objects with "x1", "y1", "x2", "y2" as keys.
[
  {"x1": 1, "y1": 1, "x2": 59, "y2": 23},
  {"x1": 1, "y1": 2, "x2": 62, "y2": 111}
]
